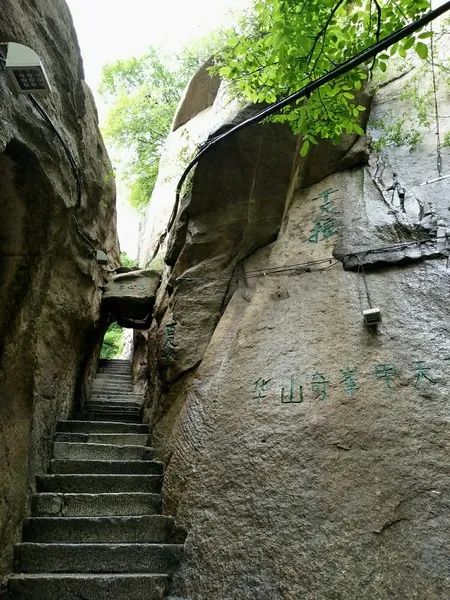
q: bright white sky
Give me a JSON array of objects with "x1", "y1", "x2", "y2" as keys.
[{"x1": 66, "y1": 0, "x2": 250, "y2": 258}]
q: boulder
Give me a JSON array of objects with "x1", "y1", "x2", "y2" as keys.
[
  {"x1": 135, "y1": 44, "x2": 450, "y2": 599},
  {"x1": 102, "y1": 269, "x2": 161, "y2": 328}
]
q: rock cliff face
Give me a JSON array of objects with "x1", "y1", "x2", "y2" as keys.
[
  {"x1": 138, "y1": 46, "x2": 449, "y2": 599},
  {"x1": 0, "y1": 0, "x2": 118, "y2": 582}
]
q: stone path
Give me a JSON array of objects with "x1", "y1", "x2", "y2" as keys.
[{"x1": 8, "y1": 359, "x2": 184, "y2": 599}]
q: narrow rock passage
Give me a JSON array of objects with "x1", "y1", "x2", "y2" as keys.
[{"x1": 8, "y1": 359, "x2": 185, "y2": 599}]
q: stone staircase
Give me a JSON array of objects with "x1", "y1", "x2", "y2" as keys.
[{"x1": 8, "y1": 359, "x2": 185, "y2": 599}]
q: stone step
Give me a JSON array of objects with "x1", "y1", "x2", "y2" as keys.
[
  {"x1": 100, "y1": 359, "x2": 131, "y2": 365},
  {"x1": 57, "y1": 420, "x2": 149, "y2": 434},
  {"x1": 90, "y1": 388, "x2": 134, "y2": 396},
  {"x1": 8, "y1": 573, "x2": 169, "y2": 600},
  {"x1": 82, "y1": 407, "x2": 142, "y2": 417},
  {"x1": 95, "y1": 372, "x2": 132, "y2": 380},
  {"x1": 15, "y1": 543, "x2": 184, "y2": 574},
  {"x1": 50, "y1": 459, "x2": 163, "y2": 475},
  {"x1": 89, "y1": 395, "x2": 142, "y2": 401},
  {"x1": 85, "y1": 400, "x2": 143, "y2": 410},
  {"x1": 32, "y1": 492, "x2": 162, "y2": 517},
  {"x1": 98, "y1": 371, "x2": 131, "y2": 377},
  {"x1": 22, "y1": 515, "x2": 185, "y2": 544},
  {"x1": 88, "y1": 394, "x2": 143, "y2": 400},
  {"x1": 91, "y1": 379, "x2": 133, "y2": 387},
  {"x1": 74, "y1": 412, "x2": 141, "y2": 422},
  {"x1": 79, "y1": 411, "x2": 142, "y2": 421},
  {"x1": 53, "y1": 441, "x2": 154, "y2": 460},
  {"x1": 54, "y1": 432, "x2": 149, "y2": 446},
  {"x1": 86, "y1": 398, "x2": 143, "y2": 406},
  {"x1": 36, "y1": 474, "x2": 162, "y2": 494},
  {"x1": 97, "y1": 365, "x2": 131, "y2": 372},
  {"x1": 89, "y1": 392, "x2": 143, "y2": 400}
]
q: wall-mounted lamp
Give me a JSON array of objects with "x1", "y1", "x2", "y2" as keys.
[
  {"x1": 95, "y1": 250, "x2": 108, "y2": 265},
  {"x1": 4, "y1": 42, "x2": 50, "y2": 94}
]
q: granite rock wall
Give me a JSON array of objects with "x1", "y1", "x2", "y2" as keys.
[
  {"x1": 0, "y1": 0, "x2": 118, "y2": 581},
  {"x1": 137, "y1": 40, "x2": 449, "y2": 600}
]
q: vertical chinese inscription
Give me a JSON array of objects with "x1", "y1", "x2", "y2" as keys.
[{"x1": 308, "y1": 188, "x2": 339, "y2": 243}]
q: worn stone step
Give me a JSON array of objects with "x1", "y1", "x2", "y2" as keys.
[
  {"x1": 97, "y1": 366, "x2": 131, "y2": 373},
  {"x1": 82, "y1": 407, "x2": 142, "y2": 417},
  {"x1": 95, "y1": 372, "x2": 132, "y2": 380},
  {"x1": 91, "y1": 380, "x2": 134, "y2": 394},
  {"x1": 98, "y1": 370, "x2": 131, "y2": 377},
  {"x1": 90, "y1": 393, "x2": 143, "y2": 401},
  {"x1": 54, "y1": 432, "x2": 149, "y2": 446},
  {"x1": 15, "y1": 543, "x2": 184, "y2": 574},
  {"x1": 100, "y1": 359, "x2": 131, "y2": 365},
  {"x1": 92, "y1": 380, "x2": 132, "y2": 387},
  {"x1": 85, "y1": 397, "x2": 143, "y2": 405},
  {"x1": 91, "y1": 386, "x2": 134, "y2": 394},
  {"x1": 88, "y1": 397, "x2": 143, "y2": 404},
  {"x1": 85, "y1": 400, "x2": 143, "y2": 410},
  {"x1": 53, "y1": 442, "x2": 154, "y2": 460},
  {"x1": 57, "y1": 420, "x2": 149, "y2": 434},
  {"x1": 32, "y1": 492, "x2": 161, "y2": 517},
  {"x1": 75, "y1": 412, "x2": 141, "y2": 422},
  {"x1": 50, "y1": 459, "x2": 163, "y2": 475},
  {"x1": 99, "y1": 361, "x2": 131, "y2": 368},
  {"x1": 89, "y1": 394, "x2": 142, "y2": 401},
  {"x1": 22, "y1": 515, "x2": 185, "y2": 544},
  {"x1": 36, "y1": 474, "x2": 162, "y2": 494},
  {"x1": 8, "y1": 573, "x2": 169, "y2": 600},
  {"x1": 97, "y1": 371, "x2": 131, "y2": 378},
  {"x1": 78, "y1": 411, "x2": 142, "y2": 422}
]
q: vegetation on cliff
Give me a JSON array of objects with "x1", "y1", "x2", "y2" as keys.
[{"x1": 213, "y1": 0, "x2": 432, "y2": 157}]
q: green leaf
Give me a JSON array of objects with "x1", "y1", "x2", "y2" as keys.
[
  {"x1": 300, "y1": 140, "x2": 310, "y2": 157},
  {"x1": 403, "y1": 36, "x2": 415, "y2": 51},
  {"x1": 415, "y1": 41, "x2": 428, "y2": 60}
]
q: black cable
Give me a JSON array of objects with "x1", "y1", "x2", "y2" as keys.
[
  {"x1": 1, "y1": 49, "x2": 82, "y2": 209},
  {"x1": 175, "y1": 235, "x2": 449, "y2": 283},
  {"x1": 28, "y1": 95, "x2": 83, "y2": 210},
  {"x1": 164, "y1": 1, "x2": 450, "y2": 252},
  {"x1": 1, "y1": 53, "x2": 100, "y2": 254}
]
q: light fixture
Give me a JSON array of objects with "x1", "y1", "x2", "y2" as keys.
[
  {"x1": 363, "y1": 307, "x2": 382, "y2": 327},
  {"x1": 95, "y1": 250, "x2": 108, "y2": 265},
  {"x1": 4, "y1": 43, "x2": 50, "y2": 94}
]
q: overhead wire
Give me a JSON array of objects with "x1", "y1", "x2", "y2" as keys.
[
  {"x1": 429, "y1": 23, "x2": 443, "y2": 180},
  {"x1": 175, "y1": 234, "x2": 449, "y2": 283}
]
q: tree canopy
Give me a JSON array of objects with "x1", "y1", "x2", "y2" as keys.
[
  {"x1": 99, "y1": 37, "x2": 220, "y2": 210},
  {"x1": 213, "y1": 0, "x2": 432, "y2": 156}
]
